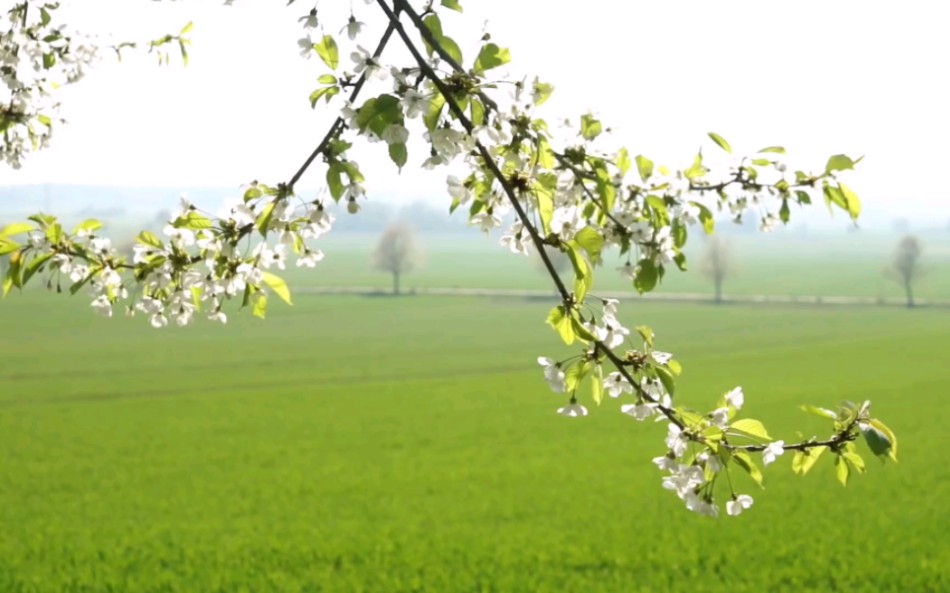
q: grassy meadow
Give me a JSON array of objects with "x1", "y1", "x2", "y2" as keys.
[{"x1": 1, "y1": 273, "x2": 949, "y2": 591}]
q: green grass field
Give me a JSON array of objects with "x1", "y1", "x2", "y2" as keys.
[{"x1": 1, "y1": 290, "x2": 948, "y2": 592}]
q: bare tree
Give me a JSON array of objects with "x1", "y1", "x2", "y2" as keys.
[
  {"x1": 699, "y1": 235, "x2": 734, "y2": 304},
  {"x1": 886, "y1": 235, "x2": 924, "y2": 308},
  {"x1": 373, "y1": 222, "x2": 420, "y2": 295}
]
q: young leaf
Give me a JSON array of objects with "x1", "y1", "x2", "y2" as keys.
[
  {"x1": 758, "y1": 146, "x2": 786, "y2": 154},
  {"x1": 315, "y1": 35, "x2": 339, "y2": 70},
  {"x1": 590, "y1": 366, "x2": 604, "y2": 405},
  {"x1": 824, "y1": 154, "x2": 855, "y2": 175},
  {"x1": 546, "y1": 305, "x2": 575, "y2": 346},
  {"x1": 440, "y1": 0, "x2": 463, "y2": 11},
  {"x1": 732, "y1": 451, "x2": 764, "y2": 487},
  {"x1": 574, "y1": 227, "x2": 604, "y2": 263},
  {"x1": 580, "y1": 114, "x2": 602, "y2": 141},
  {"x1": 262, "y1": 272, "x2": 293, "y2": 306},
  {"x1": 635, "y1": 155, "x2": 654, "y2": 183},
  {"x1": 800, "y1": 404, "x2": 836, "y2": 419},
  {"x1": 389, "y1": 142, "x2": 408, "y2": 170},
  {"x1": 633, "y1": 259, "x2": 658, "y2": 294},
  {"x1": 0, "y1": 223, "x2": 34, "y2": 238},
  {"x1": 838, "y1": 182, "x2": 862, "y2": 220},
  {"x1": 730, "y1": 418, "x2": 771, "y2": 441},
  {"x1": 473, "y1": 43, "x2": 511, "y2": 74},
  {"x1": 252, "y1": 292, "x2": 268, "y2": 319},
  {"x1": 835, "y1": 454, "x2": 850, "y2": 486},
  {"x1": 791, "y1": 446, "x2": 826, "y2": 475},
  {"x1": 708, "y1": 132, "x2": 732, "y2": 154}
]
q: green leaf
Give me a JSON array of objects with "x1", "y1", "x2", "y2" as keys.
[
  {"x1": 173, "y1": 211, "x2": 213, "y2": 231},
  {"x1": 388, "y1": 142, "x2": 408, "y2": 170},
  {"x1": 708, "y1": 132, "x2": 732, "y2": 154},
  {"x1": 823, "y1": 184, "x2": 847, "y2": 213},
  {"x1": 315, "y1": 35, "x2": 339, "y2": 70},
  {"x1": 327, "y1": 162, "x2": 345, "y2": 200},
  {"x1": 580, "y1": 114, "x2": 602, "y2": 141},
  {"x1": 795, "y1": 190, "x2": 812, "y2": 205},
  {"x1": 440, "y1": 0, "x2": 463, "y2": 11},
  {"x1": 800, "y1": 404, "x2": 836, "y2": 419},
  {"x1": 637, "y1": 325, "x2": 654, "y2": 348},
  {"x1": 732, "y1": 451, "x2": 764, "y2": 487},
  {"x1": 318, "y1": 74, "x2": 337, "y2": 84},
  {"x1": 842, "y1": 449, "x2": 866, "y2": 473},
  {"x1": 564, "y1": 362, "x2": 586, "y2": 393},
  {"x1": 684, "y1": 152, "x2": 708, "y2": 180},
  {"x1": 309, "y1": 85, "x2": 339, "y2": 107},
  {"x1": 574, "y1": 227, "x2": 604, "y2": 264},
  {"x1": 546, "y1": 305, "x2": 575, "y2": 346},
  {"x1": 0, "y1": 222, "x2": 34, "y2": 238},
  {"x1": 758, "y1": 146, "x2": 786, "y2": 154},
  {"x1": 137, "y1": 231, "x2": 163, "y2": 250},
  {"x1": 423, "y1": 94, "x2": 445, "y2": 132},
  {"x1": 180, "y1": 21, "x2": 194, "y2": 35},
  {"x1": 356, "y1": 94, "x2": 402, "y2": 137},
  {"x1": 532, "y1": 78, "x2": 554, "y2": 106},
  {"x1": 254, "y1": 202, "x2": 276, "y2": 236},
  {"x1": 688, "y1": 202, "x2": 713, "y2": 234},
  {"x1": 654, "y1": 365, "x2": 676, "y2": 397},
  {"x1": 791, "y1": 446, "x2": 826, "y2": 475},
  {"x1": 633, "y1": 259, "x2": 658, "y2": 294},
  {"x1": 838, "y1": 182, "x2": 862, "y2": 220},
  {"x1": 252, "y1": 292, "x2": 268, "y2": 319},
  {"x1": 72, "y1": 219, "x2": 102, "y2": 235},
  {"x1": 566, "y1": 244, "x2": 591, "y2": 302},
  {"x1": 262, "y1": 271, "x2": 293, "y2": 306},
  {"x1": 835, "y1": 454, "x2": 850, "y2": 486},
  {"x1": 44, "y1": 223, "x2": 63, "y2": 245},
  {"x1": 779, "y1": 198, "x2": 790, "y2": 223},
  {"x1": 825, "y1": 154, "x2": 855, "y2": 175},
  {"x1": 861, "y1": 421, "x2": 896, "y2": 461},
  {"x1": 615, "y1": 148, "x2": 631, "y2": 176},
  {"x1": 536, "y1": 186, "x2": 554, "y2": 235},
  {"x1": 22, "y1": 252, "x2": 51, "y2": 285},
  {"x1": 590, "y1": 366, "x2": 604, "y2": 405},
  {"x1": 730, "y1": 418, "x2": 771, "y2": 441},
  {"x1": 3, "y1": 250, "x2": 23, "y2": 296},
  {"x1": 473, "y1": 43, "x2": 511, "y2": 74},
  {"x1": 470, "y1": 97, "x2": 485, "y2": 126},
  {"x1": 439, "y1": 35, "x2": 463, "y2": 66},
  {"x1": 0, "y1": 237, "x2": 19, "y2": 256}
]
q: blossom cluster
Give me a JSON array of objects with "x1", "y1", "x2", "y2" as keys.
[
  {"x1": 1, "y1": 2, "x2": 99, "y2": 168},
  {"x1": 4, "y1": 190, "x2": 334, "y2": 325}
]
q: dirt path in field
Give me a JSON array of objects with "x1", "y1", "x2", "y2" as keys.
[{"x1": 295, "y1": 286, "x2": 950, "y2": 308}]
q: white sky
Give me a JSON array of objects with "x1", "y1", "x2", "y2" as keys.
[{"x1": 5, "y1": 0, "x2": 949, "y2": 221}]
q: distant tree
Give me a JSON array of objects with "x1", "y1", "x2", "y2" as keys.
[
  {"x1": 699, "y1": 235, "x2": 735, "y2": 303},
  {"x1": 373, "y1": 222, "x2": 420, "y2": 295},
  {"x1": 886, "y1": 235, "x2": 924, "y2": 308}
]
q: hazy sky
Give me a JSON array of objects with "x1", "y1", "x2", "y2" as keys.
[{"x1": 5, "y1": 0, "x2": 948, "y2": 221}]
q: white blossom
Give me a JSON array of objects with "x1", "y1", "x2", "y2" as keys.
[
  {"x1": 90, "y1": 295, "x2": 112, "y2": 317},
  {"x1": 724, "y1": 387, "x2": 744, "y2": 409},
  {"x1": 726, "y1": 494, "x2": 754, "y2": 517},
  {"x1": 604, "y1": 372, "x2": 633, "y2": 398},
  {"x1": 297, "y1": 248, "x2": 324, "y2": 268},
  {"x1": 537, "y1": 357, "x2": 566, "y2": 393},
  {"x1": 665, "y1": 423, "x2": 688, "y2": 458},
  {"x1": 557, "y1": 402, "x2": 588, "y2": 418},
  {"x1": 762, "y1": 440, "x2": 785, "y2": 466}
]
